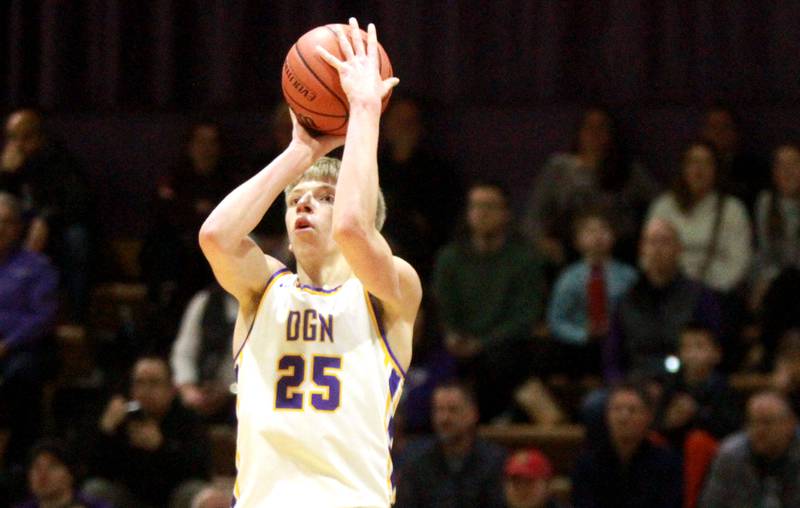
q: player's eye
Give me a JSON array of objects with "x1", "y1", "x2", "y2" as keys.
[
  {"x1": 288, "y1": 197, "x2": 299, "y2": 206},
  {"x1": 320, "y1": 194, "x2": 334, "y2": 203}
]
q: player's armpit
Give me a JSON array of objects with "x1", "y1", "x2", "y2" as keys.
[{"x1": 199, "y1": 232, "x2": 282, "y2": 307}]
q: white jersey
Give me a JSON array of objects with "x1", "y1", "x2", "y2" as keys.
[{"x1": 233, "y1": 268, "x2": 405, "y2": 508}]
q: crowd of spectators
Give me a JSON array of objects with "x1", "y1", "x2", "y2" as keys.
[{"x1": 2, "y1": 99, "x2": 800, "y2": 508}]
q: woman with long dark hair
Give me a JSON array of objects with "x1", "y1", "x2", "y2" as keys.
[
  {"x1": 647, "y1": 141, "x2": 752, "y2": 293},
  {"x1": 522, "y1": 106, "x2": 657, "y2": 267},
  {"x1": 753, "y1": 143, "x2": 800, "y2": 296}
]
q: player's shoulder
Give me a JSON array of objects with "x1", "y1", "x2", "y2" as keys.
[
  {"x1": 241, "y1": 262, "x2": 292, "y2": 311},
  {"x1": 392, "y1": 255, "x2": 422, "y2": 300},
  {"x1": 361, "y1": 256, "x2": 421, "y2": 319}
]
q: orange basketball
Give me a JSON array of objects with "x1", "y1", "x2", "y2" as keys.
[{"x1": 281, "y1": 24, "x2": 393, "y2": 136}]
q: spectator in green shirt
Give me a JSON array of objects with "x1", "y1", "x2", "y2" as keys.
[{"x1": 433, "y1": 179, "x2": 547, "y2": 421}]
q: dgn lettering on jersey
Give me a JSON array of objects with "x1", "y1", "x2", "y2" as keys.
[{"x1": 286, "y1": 310, "x2": 334, "y2": 342}]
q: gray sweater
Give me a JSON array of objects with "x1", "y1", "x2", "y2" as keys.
[{"x1": 700, "y1": 431, "x2": 800, "y2": 508}]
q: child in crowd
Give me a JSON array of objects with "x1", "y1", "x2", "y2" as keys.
[
  {"x1": 656, "y1": 322, "x2": 741, "y2": 508},
  {"x1": 657, "y1": 322, "x2": 740, "y2": 445},
  {"x1": 547, "y1": 209, "x2": 637, "y2": 377}
]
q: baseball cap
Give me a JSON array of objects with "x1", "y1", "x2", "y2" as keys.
[{"x1": 504, "y1": 448, "x2": 553, "y2": 480}]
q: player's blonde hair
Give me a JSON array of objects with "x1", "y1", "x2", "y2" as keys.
[{"x1": 284, "y1": 156, "x2": 387, "y2": 231}]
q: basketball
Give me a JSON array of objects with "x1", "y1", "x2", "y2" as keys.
[{"x1": 281, "y1": 24, "x2": 394, "y2": 136}]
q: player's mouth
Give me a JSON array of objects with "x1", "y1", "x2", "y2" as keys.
[{"x1": 294, "y1": 217, "x2": 313, "y2": 232}]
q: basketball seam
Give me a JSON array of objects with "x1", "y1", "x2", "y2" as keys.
[
  {"x1": 293, "y1": 42, "x2": 349, "y2": 119},
  {"x1": 282, "y1": 80, "x2": 347, "y2": 118}
]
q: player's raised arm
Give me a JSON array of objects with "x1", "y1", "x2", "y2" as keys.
[
  {"x1": 318, "y1": 20, "x2": 421, "y2": 316},
  {"x1": 199, "y1": 118, "x2": 343, "y2": 306}
]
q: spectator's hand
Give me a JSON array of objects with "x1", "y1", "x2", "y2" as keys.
[
  {"x1": 100, "y1": 395, "x2": 129, "y2": 434},
  {"x1": 180, "y1": 384, "x2": 206, "y2": 410},
  {"x1": 24, "y1": 217, "x2": 49, "y2": 253},
  {"x1": 127, "y1": 419, "x2": 164, "y2": 451},
  {"x1": 1, "y1": 144, "x2": 24, "y2": 172},
  {"x1": 664, "y1": 393, "x2": 698, "y2": 429}
]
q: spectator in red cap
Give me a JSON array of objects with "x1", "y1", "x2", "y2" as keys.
[{"x1": 503, "y1": 448, "x2": 564, "y2": 508}]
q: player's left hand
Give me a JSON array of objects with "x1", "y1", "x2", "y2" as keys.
[{"x1": 317, "y1": 18, "x2": 399, "y2": 109}]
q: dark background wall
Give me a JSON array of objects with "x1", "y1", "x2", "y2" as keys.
[{"x1": 4, "y1": 1, "x2": 800, "y2": 235}]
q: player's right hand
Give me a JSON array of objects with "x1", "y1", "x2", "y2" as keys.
[{"x1": 288, "y1": 109, "x2": 345, "y2": 161}]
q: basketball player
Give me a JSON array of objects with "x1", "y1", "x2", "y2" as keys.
[{"x1": 198, "y1": 18, "x2": 421, "y2": 507}]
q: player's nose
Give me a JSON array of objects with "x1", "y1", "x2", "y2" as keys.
[{"x1": 296, "y1": 192, "x2": 314, "y2": 210}]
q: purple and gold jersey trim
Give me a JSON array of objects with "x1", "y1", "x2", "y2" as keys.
[
  {"x1": 364, "y1": 291, "x2": 407, "y2": 378},
  {"x1": 295, "y1": 280, "x2": 345, "y2": 296},
  {"x1": 232, "y1": 267, "x2": 291, "y2": 362},
  {"x1": 229, "y1": 268, "x2": 292, "y2": 508}
]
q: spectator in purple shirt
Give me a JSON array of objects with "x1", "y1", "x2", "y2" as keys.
[{"x1": 0, "y1": 192, "x2": 59, "y2": 465}]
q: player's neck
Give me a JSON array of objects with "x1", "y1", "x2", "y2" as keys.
[{"x1": 296, "y1": 254, "x2": 352, "y2": 288}]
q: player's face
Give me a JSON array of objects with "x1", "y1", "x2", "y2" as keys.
[
  {"x1": 285, "y1": 179, "x2": 337, "y2": 250},
  {"x1": 773, "y1": 145, "x2": 800, "y2": 197},
  {"x1": 28, "y1": 452, "x2": 72, "y2": 500},
  {"x1": 683, "y1": 144, "x2": 717, "y2": 198},
  {"x1": 432, "y1": 388, "x2": 478, "y2": 443}
]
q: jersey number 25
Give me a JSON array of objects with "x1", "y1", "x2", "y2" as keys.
[{"x1": 275, "y1": 354, "x2": 341, "y2": 411}]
